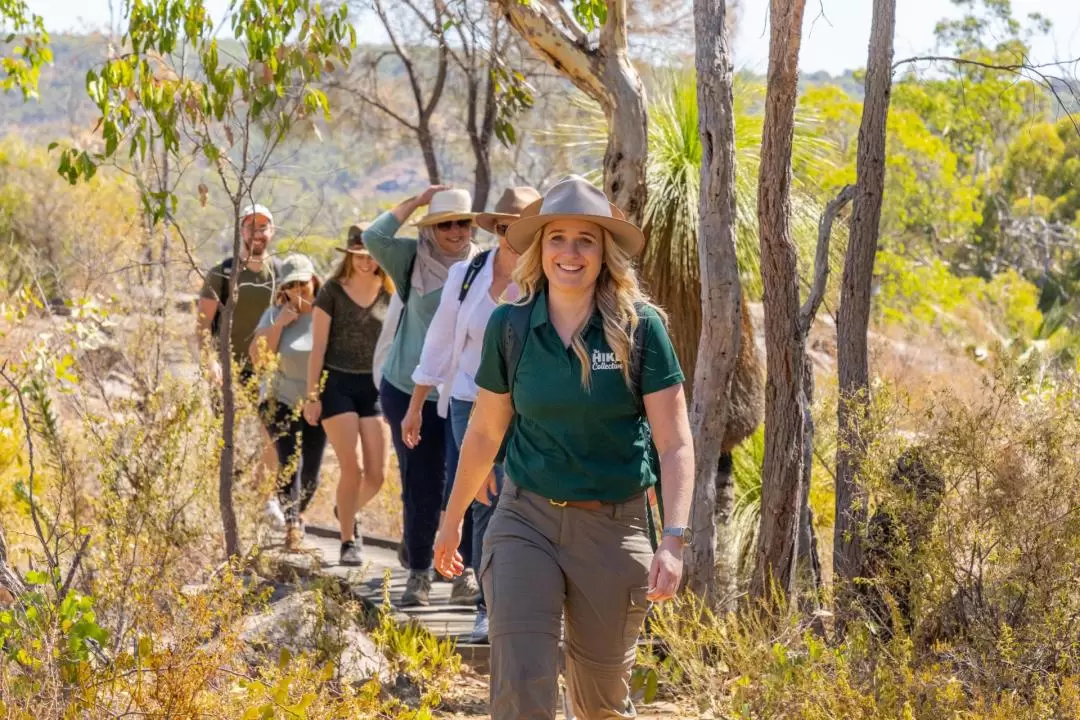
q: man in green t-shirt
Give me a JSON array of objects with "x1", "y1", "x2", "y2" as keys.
[{"x1": 196, "y1": 203, "x2": 279, "y2": 387}]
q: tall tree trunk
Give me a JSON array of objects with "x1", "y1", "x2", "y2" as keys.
[
  {"x1": 749, "y1": 0, "x2": 807, "y2": 604},
  {"x1": 599, "y1": 35, "x2": 648, "y2": 225},
  {"x1": 417, "y1": 119, "x2": 442, "y2": 185},
  {"x1": 835, "y1": 0, "x2": 896, "y2": 600},
  {"x1": 495, "y1": 0, "x2": 648, "y2": 224},
  {"x1": 686, "y1": 0, "x2": 741, "y2": 607},
  {"x1": 469, "y1": 66, "x2": 497, "y2": 212},
  {"x1": 218, "y1": 206, "x2": 243, "y2": 560}
]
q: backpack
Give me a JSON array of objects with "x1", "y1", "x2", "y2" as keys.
[
  {"x1": 210, "y1": 256, "x2": 282, "y2": 338},
  {"x1": 499, "y1": 297, "x2": 664, "y2": 548}
]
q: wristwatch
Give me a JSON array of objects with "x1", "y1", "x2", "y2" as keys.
[{"x1": 662, "y1": 526, "x2": 693, "y2": 546}]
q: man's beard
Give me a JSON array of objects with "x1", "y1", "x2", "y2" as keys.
[{"x1": 245, "y1": 238, "x2": 267, "y2": 258}]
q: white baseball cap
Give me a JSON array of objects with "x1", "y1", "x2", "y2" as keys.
[{"x1": 241, "y1": 203, "x2": 274, "y2": 225}]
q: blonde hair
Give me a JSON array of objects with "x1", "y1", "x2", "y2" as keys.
[
  {"x1": 512, "y1": 225, "x2": 667, "y2": 391},
  {"x1": 330, "y1": 251, "x2": 395, "y2": 295}
]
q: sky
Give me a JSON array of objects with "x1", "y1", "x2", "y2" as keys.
[{"x1": 25, "y1": 0, "x2": 1080, "y2": 75}]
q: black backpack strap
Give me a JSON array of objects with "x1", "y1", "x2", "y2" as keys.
[
  {"x1": 631, "y1": 302, "x2": 665, "y2": 550},
  {"x1": 631, "y1": 301, "x2": 649, "y2": 413},
  {"x1": 501, "y1": 298, "x2": 535, "y2": 412},
  {"x1": 211, "y1": 257, "x2": 235, "y2": 337},
  {"x1": 458, "y1": 249, "x2": 491, "y2": 303}
]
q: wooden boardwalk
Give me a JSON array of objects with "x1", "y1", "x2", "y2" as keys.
[{"x1": 285, "y1": 524, "x2": 489, "y2": 668}]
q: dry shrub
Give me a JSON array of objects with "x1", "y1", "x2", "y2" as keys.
[
  {"x1": 645, "y1": 353, "x2": 1080, "y2": 718},
  {"x1": 1, "y1": 290, "x2": 449, "y2": 718}
]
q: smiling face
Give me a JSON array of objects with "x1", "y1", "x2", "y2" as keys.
[
  {"x1": 349, "y1": 249, "x2": 378, "y2": 277},
  {"x1": 431, "y1": 218, "x2": 474, "y2": 255},
  {"x1": 241, "y1": 213, "x2": 274, "y2": 258},
  {"x1": 282, "y1": 279, "x2": 315, "y2": 310},
  {"x1": 540, "y1": 219, "x2": 604, "y2": 295}
]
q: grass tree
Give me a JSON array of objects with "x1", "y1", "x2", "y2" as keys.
[{"x1": 56, "y1": 0, "x2": 354, "y2": 559}]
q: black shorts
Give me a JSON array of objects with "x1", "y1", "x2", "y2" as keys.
[{"x1": 321, "y1": 369, "x2": 381, "y2": 420}]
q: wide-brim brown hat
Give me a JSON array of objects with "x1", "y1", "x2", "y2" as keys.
[
  {"x1": 476, "y1": 186, "x2": 542, "y2": 233},
  {"x1": 414, "y1": 188, "x2": 479, "y2": 227},
  {"x1": 336, "y1": 222, "x2": 373, "y2": 254},
  {"x1": 505, "y1": 175, "x2": 645, "y2": 256}
]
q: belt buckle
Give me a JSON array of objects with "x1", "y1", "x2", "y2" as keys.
[{"x1": 549, "y1": 499, "x2": 568, "y2": 508}]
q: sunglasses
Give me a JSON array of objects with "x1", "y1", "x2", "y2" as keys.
[
  {"x1": 495, "y1": 223, "x2": 510, "y2": 236},
  {"x1": 281, "y1": 280, "x2": 309, "y2": 291},
  {"x1": 436, "y1": 219, "x2": 473, "y2": 231}
]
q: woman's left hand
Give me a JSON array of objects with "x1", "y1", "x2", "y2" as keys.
[
  {"x1": 646, "y1": 537, "x2": 684, "y2": 602},
  {"x1": 433, "y1": 516, "x2": 465, "y2": 579}
]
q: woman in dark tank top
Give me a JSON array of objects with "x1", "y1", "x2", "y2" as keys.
[{"x1": 304, "y1": 225, "x2": 393, "y2": 566}]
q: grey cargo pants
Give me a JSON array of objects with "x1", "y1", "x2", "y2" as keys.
[{"x1": 480, "y1": 479, "x2": 653, "y2": 719}]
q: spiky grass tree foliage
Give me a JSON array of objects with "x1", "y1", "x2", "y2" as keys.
[{"x1": 543, "y1": 73, "x2": 839, "y2": 385}]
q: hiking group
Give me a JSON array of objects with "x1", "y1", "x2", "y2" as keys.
[{"x1": 196, "y1": 175, "x2": 695, "y2": 719}]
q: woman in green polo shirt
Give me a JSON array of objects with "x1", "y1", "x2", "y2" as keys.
[{"x1": 433, "y1": 175, "x2": 695, "y2": 719}]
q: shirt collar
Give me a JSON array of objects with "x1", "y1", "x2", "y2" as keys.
[{"x1": 529, "y1": 285, "x2": 603, "y2": 330}]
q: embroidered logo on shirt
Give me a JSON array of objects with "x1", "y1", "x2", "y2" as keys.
[{"x1": 591, "y1": 349, "x2": 621, "y2": 371}]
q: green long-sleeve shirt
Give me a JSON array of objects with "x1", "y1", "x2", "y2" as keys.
[{"x1": 362, "y1": 212, "x2": 443, "y2": 399}]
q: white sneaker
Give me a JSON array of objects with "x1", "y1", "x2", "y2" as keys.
[
  {"x1": 470, "y1": 608, "x2": 489, "y2": 644},
  {"x1": 265, "y1": 499, "x2": 287, "y2": 531}
]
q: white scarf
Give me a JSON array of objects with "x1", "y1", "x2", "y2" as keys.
[{"x1": 411, "y1": 229, "x2": 475, "y2": 295}]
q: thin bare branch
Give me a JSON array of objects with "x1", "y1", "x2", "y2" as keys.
[
  {"x1": 0, "y1": 362, "x2": 58, "y2": 575},
  {"x1": 800, "y1": 184, "x2": 855, "y2": 334},
  {"x1": 894, "y1": 53, "x2": 1080, "y2": 137}
]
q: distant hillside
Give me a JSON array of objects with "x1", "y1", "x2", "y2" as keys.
[{"x1": 0, "y1": 34, "x2": 878, "y2": 258}]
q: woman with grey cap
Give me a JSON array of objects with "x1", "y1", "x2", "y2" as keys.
[
  {"x1": 402, "y1": 186, "x2": 540, "y2": 640},
  {"x1": 249, "y1": 253, "x2": 327, "y2": 552},
  {"x1": 363, "y1": 185, "x2": 480, "y2": 606},
  {"x1": 433, "y1": 176, "x2": 695, "y2": 719},
  {"x1": 302, "y1": 225, "x2": 393, "y2": 566}
]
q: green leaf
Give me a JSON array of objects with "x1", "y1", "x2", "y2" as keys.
[
  {"x1": 643, "y1": 668, "x2": 658, "y2": 704},
  {"x1": 24, "y1": 570, "x2": 48, "y2": 586}
]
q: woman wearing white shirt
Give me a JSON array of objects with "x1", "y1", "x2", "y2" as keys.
[{"x1": 401, "y1": 186, "x2": 539, "y2": 641}]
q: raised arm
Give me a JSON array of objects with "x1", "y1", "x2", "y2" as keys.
[
  {"x1": 249, "y1": 305, "x2": 294, "y2": 366},
  {"x1": 362, "y1": 184, "x2": 450, "y2": 291}
]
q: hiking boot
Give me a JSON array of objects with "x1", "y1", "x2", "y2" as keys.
[
  {"x1": 450, "y1": 568, "x2": 482, "y2": 605},
  {"x1": 470, "y1": 608, "x2": 489, "y2": 644},
  {"x1": 285, "y1": 523, "x2": 304, "y2": 552},
  {"x1": 340, "y1": 540, "x2": 363, "y2": 566},
  {"x1": 400, "y1": 570, "x2": 432, "y2": 607}
]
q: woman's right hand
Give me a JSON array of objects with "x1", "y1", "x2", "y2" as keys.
[
  {"x1": 433, "y1": 515, "x2": 464, "y2": 580},
  {"x1": 401, "y1": 407, "x2": 423, "y2": 449},
  {"x1": 303, "y1": 399, "x2": 322, "y2": 426},
  {"x1": 417, "y1": 184, "x2": 450, "y2": 206}
]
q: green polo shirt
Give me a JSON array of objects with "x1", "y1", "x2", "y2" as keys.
[{"x1": 475, "y1": 291, "x2": 684, "y2": 502}]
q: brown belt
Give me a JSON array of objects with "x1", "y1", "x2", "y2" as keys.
[{"x1": 547, "y1": 498, "x2": 607, "y2": 511}]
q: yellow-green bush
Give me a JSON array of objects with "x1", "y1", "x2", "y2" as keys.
[{"x1": 645, "y1": 358, "x2": 1080, "y2": 719}]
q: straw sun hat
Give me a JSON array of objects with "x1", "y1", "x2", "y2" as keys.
[{"x1": 413, "y1": 188, "x2": 478, "y2": 227}]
